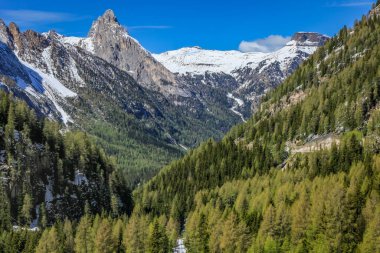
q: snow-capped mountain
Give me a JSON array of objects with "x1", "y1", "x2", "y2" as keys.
[{"x1": 154, "y1": 32, "x2": 329, "y2": 117}]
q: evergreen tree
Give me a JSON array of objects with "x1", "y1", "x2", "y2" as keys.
[
  {"x1": 74, "y1": 215, "x2": 92, "y2": 253},
  {"x1": 20, "y1": 194, "x2": 33, "y2": 227},
  {"x1": 0, "y1": 183, "x2": 11, "y2": 231},
  {"x1": 147, "y1": 219, "x2": 169, "y2": 253},
  {"x1": 35, "y1": 227, "x2": 60, "y2": 253},
  {"x1": 62, "y1": 219, "x2": 74, "y2": 253},
  {"x1": 94, "y1": 218, "x2": 115, "y2": 253}
]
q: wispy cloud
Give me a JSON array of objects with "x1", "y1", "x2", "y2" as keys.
[
  {"x1": 0, "y1": 9, "x2": 85, "y2": 26},
  {"x1": 127, "y1": 25, "x2": 172, "y2": 30},
  {"x1": 239, "y1": 35, "x2": 291, "y2": 53},
  {"x1": 327, "y1": 1, "x2": 374, "y2": 7}
]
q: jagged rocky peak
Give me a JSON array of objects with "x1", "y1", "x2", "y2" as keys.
[
  {"x1": 85, "y1": 9, "x2": 178, "y2": 92},
  {"x1": 101, "y1": 9, "x2": 119, "y2": 23},
  {"x1": 0, "y1": 21, "x2": 24, "y2": 51},
  {"x1": 88, "y1": 9, "x2": 124, "y2": 37},
  {"x1": 370, "y1": 4, "x2": 380, "y2": 17},
  {"x1": 0, "y1": 19, "x2": 13, "y2": 48},
  {"x1": 290, "y1": 32, "x2": 329, "y2": 46}
]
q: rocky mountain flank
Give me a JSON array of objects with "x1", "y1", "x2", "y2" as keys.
[{"x1": 154, "y1": 32, "x2": 329, "y2": 118}]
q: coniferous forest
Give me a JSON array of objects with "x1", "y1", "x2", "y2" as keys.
[{"x1": 1, "y1": 2, "x2": 380, "y2": 253}]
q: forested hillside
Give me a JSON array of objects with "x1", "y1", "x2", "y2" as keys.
[
  {"x1": 0, "y1": 91, "x2": 132, "y2": 231},
  {"x1": 1, "y1": 3, "x2": 380, "y2": 253}
]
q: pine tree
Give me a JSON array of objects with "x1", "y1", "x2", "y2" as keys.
[
  {"x1": 74, "y1": 215, "x2": 92, "y2": 253},
  {"x1": 35, "y1": 227, "x2": 60, "y2": 253},
  {"x1": 359, "y1": 207, "x2": 380, "y2": 253},
  {"x1": 94, "y1": 218, "x2": 115, "y2": 253},
  {"x1": 63, "y1": 219, "x2": 74, "y2": 253},
  {"x1": 147, "y1": 219, "x2": 169, "y2": 253},
  {"x1": 112, "y1": 219, "x2": 125, "y2": 253},
  {"x1": 0, "y1": 182, "x2": 11, "y2": 231},
  {"x1": 39, "y1": 204, "x2": 47, "y2": 229},
  {"x1": 20, "y1": 194, "x2": 33, "y2": 227},
  {"x1": 220, "y1": 212, "x2": 249, "y2": 253},
  {"x1": 111, "y1": 194, "x2": 119, "y2": 218}
]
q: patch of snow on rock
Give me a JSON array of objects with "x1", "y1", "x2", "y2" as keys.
[{"x1": 173, "y1": 239, "x2": 186, "y2": 253}]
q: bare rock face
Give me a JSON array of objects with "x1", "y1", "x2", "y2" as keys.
[
  {"x1": 370, "y1": 4, "x2": 380, "y2": 17},
  {"x1": 8, "y1": 22, "x2": 22, "y2": 50},
  {"x1": 88, "y1": 10, "x2": 177, "y2": 93},
  {"x1": 291, "y1": 32, "x2": 329, "y2": 46},
  {"x1": 0, "y1": 19, "x2": 14, "y2": 49}
]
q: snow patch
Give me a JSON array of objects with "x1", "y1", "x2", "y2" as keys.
[
  {"x1": 61, "y1": 36, "x2": 95, "y2": 54},
  {"x1": 174, "y1": 239, "x2": 186, "y2": 253},
  {"x1": 227, "y1": 93, "x2": 246, "y2": 122},
  {"x1": 74, "y1": 170, "x2": 88, "y2": 185},
  {"x1": 179, "y1": 144, "x2": 188, "y2": 151},
  {"x1": 45, "y1": 180, "x2": 53, "y2": 205},
  {"x1": 154, "y1": 40, "x2": 319, "y2": 75},
  {"x1": 30, "y1": 204, "x2": 40, "y2": 230},
  {"x1": 18, "y1": 56, "x2": 77, "y2": 98}
]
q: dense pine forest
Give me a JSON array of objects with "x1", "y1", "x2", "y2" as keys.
[
  {"x1": 1, "y1": 2, "x2": 380, "y2": 253},
  {"x1": 0, "y1": 91, "x2": 132, "y2": 251}
]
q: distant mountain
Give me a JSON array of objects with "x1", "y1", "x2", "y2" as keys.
[{"x1": 154, "y1": 32, "x2": 329, "y2": 118}]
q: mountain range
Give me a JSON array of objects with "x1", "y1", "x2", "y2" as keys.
[{"x1": 0, "y1": 9, "x2": 327, "y2": 185}]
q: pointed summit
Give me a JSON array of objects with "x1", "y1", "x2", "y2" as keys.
[
  {"x1": 101, "y1": 9, "x2": 119, "y2": 24},
  {"x1": 84, "y1": 9, "x2": 176, "y2": 91},
  {"x1": 88, "y1": 9, "x2": 125, "y2": 37}
]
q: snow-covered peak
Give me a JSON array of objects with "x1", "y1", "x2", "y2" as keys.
[
  {"x1": 153, "y1": 32, "x2": 328, "y2": 75},
  {"x1": 59, "y1": 36, "x2": 95, "y2": 53},
  {"x1": 153, "y1": 47, "x2": 267, "y2": 74}
]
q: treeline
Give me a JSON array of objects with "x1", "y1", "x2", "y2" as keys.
[
  {"x1": 0, "y1": 210, "x2": 177, "y2": 253},
  {"x1": 0, "y1": 91, "x2": 132, "y2": 229}
]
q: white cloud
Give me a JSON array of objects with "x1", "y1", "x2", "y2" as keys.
[
  {"x1": 239, "y1": 35, "x2": 291, "y2": 53},
  {"x1": 0, "y1": 10, "x2": 82, "y2": 25}
]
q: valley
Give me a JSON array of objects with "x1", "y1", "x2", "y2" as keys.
[{"x1": 0, "y1": 2, "x2": 379, "y2": 253}]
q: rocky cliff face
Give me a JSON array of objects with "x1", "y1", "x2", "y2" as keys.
[{"x1": 290, "y1": 32, "x2": 329, "y2": 46}]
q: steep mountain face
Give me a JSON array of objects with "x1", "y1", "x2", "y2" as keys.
[{"x1": 154, "y1": 32, "x2": 329, "y2": 117}]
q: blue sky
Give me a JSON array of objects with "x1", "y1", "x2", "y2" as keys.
[{"x1": 0, "y1": 0, "x2": 375, "y2": 53}]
